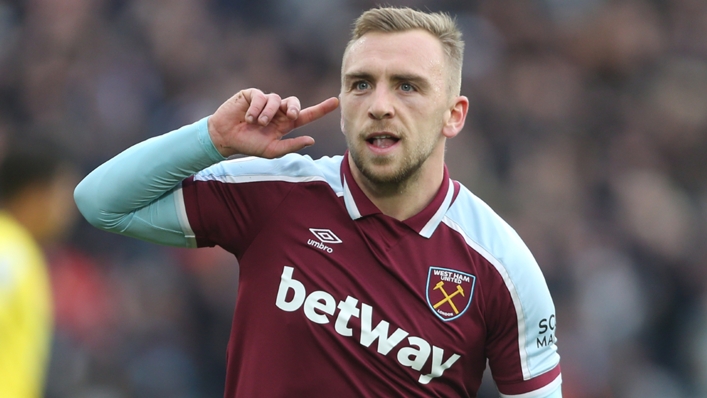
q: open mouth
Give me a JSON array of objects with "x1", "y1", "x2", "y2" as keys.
[{"x1": 366, "y1": 134, "x2": 400, "y2": 149}]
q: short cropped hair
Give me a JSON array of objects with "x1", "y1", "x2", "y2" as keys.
[{"x1": 344, "y1": 7, "x2": 464, "y2": 96}]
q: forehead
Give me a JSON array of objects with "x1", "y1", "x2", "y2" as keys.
[{"x1": 342, "y1": 30, "x2": 447, "y2": 79}]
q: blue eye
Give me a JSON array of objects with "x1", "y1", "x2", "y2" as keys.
[
  {"x1": 355, "y1": 81, "x2": 370, "y2": 90},
  {"x1": 400, "y1": 83, "x2": 414, "y2": 92}
]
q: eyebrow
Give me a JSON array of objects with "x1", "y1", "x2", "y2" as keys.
[{"x1": 343, "y1": 72, "x2": 374, "y2": 84}]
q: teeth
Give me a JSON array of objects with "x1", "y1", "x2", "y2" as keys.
[{"x1": 371, "y1": 136, "x2": 396, "y2": 148}]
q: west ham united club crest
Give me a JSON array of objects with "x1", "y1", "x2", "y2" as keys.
[{"x1": 426, "y1": 267, "x2": 476, "y2": 321}]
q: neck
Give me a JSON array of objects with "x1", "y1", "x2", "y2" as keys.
[{"x1": 348, "y1": 149, "x2": 446, "y2": 221}]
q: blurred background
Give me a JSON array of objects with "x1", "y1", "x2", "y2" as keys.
[{"x1": 0, "y1": 0, "x2": 706, "y2": 397}]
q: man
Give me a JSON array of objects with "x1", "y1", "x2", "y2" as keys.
[
  {"x1": 0, "y1": 142, "x2": 77, "y2": 398},
  {"x1": 75, "y1": 7, "x2": 561, "y2": 397}
]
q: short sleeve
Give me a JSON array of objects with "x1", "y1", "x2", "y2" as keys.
[
  {"x1": 444, "y1": 188, "x2": 562, "y2": 397},
  {"x1": 483, "y1": 234, "x2": 562, "y2": 397}
]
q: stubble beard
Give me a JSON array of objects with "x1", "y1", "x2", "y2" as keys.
[{"x1": 347, "y1": 129, "x2": 440, "y2": 196}]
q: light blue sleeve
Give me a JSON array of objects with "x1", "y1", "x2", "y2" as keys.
[
  {"x1": 498, "y1": 384, "x2": 562, "y2": 398},
  {"x1": 445, "y1": 185, "x2": 562, "y2": 397},
  {"x1": 73, "y1": 117, "x2": 225, "y2": 247},
  {"x1": 543, "y1": 385, "x2": 562, "y2": 397}
]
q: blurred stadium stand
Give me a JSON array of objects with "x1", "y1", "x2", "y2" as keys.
[{"x1": 1, "y1": 0, "x2": 706, "y2": 396}]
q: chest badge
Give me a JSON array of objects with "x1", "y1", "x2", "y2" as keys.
[{"x1": 426, "y1": 267, "x2": 476, "y2": 321}]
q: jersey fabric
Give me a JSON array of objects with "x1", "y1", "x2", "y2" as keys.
[
  {"x1": 74, "y1": 117, "x2": 562, "y2": 397},
  {"x1": 178, "y1": 153, "x2": 561, "y2": 397},
  {"x1": 0, "y1": 212, "x2": 53, "y2": 398}
]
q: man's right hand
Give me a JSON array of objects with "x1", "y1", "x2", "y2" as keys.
[{"x1": 207, "y1": 88, "x2": 340, "y2": 158}]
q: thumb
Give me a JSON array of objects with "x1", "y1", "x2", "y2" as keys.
[{"x1": 263, "y1": 136, "x2": 315, "y2": 158}]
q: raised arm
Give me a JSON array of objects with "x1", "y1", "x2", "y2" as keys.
[{"x1": 74, "y1": 89, "x2": 339, "y2": 247}]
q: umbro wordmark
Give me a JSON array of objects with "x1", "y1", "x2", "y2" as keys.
[{"x1": 307, "y1": 228, "x2": 342, "y2": 253}]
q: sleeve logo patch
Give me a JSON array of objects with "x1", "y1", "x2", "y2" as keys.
[{"x1": 426, "y1": 267, "x2": 476, "y2": 322}]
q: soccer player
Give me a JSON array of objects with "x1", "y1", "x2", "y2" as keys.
[{"x1": 75, "y1": 7, "x2": 562, "y2": 397}]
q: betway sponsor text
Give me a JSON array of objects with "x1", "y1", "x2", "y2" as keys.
[{"x1": 275, "y1": 266, "x2": 460, "y2": 384}]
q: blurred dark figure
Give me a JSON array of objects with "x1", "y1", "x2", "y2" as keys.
[{"x1": 0, "y1": 139, "x2": 78, "y2": 397}]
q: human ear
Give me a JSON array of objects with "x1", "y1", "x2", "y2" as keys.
[{"x1": 442, "y1": 96, "x2": 469, "y2": 139}]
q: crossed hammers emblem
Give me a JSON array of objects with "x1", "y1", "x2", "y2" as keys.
[{"x1": 433, "y1": 281, "x2": 465, "y2": 314}]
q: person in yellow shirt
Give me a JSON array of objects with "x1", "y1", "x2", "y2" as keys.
[{"x1": 0, "y1": 141, "x2": 78, "y2": 398}]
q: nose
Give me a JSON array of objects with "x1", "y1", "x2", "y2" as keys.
[{"x1": 368, "y1": 87, "x2": 395, "y2": 120}]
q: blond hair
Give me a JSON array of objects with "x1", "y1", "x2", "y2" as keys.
[{"x1": 344, "y1": 7, "x2": 464, "y2": 95}]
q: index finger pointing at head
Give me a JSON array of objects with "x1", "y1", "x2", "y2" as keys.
[{"x1": 294, "y1": 97, "x2": 340, "y2": 129}]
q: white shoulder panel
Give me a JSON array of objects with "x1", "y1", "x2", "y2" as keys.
[
  {"x1": 442, "y1": 184, "x2": 560, "y2": 380},
  {"x1": 193, "y1": 154, "x2": 344, "y2": 194}
]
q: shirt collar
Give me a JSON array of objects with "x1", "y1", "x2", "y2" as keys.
[{"x1": 340, "y1": 152, "x2": 459, "y2": 238}]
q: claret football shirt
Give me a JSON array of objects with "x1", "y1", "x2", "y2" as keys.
[{"x1": 177, "y1": 152, "x2": 561, "y2": 397}]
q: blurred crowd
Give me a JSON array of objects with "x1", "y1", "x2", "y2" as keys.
[{"x1": 1, "y1": 0, "x2": 706, "y2": 397}]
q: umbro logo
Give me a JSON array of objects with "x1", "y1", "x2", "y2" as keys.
[
  {"x1": 310, "y1": 228, "x2": 342, "y2": 244},
  {"x1": 307, "y1": 228, "x2": 342, "y2": 253}
]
